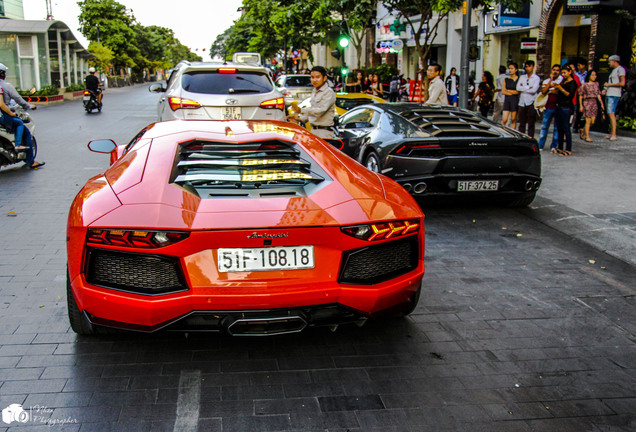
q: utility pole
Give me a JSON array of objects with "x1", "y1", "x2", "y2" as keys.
[
  {"x1": 459, "y1": 0, "x2": 472, "y2": 109},
  {"x1": 45, "y1": 0, "x2": 54, "y2": 20}
]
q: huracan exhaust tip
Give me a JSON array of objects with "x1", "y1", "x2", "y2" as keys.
[
  {"x1": 413, "y1": 182, "x2": 427, "y2": 194},
  {"x1": 524, "y1": 180, "x2": 534, "y2": 191},
  {"x1": 226, "y1": 316, "x2": 307, "y2": 336}
]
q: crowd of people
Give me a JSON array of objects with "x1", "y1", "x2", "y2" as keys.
[{"x1": 436, "y1": 55, "x2": 626, "y2": 156}]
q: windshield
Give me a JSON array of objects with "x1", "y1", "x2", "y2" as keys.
[
  {"x1": 182, "y1": 71, "x2": 273, "y2": 95},
  {"x1": 335, "y1": 98, "x2": 378, "y2": 111}
]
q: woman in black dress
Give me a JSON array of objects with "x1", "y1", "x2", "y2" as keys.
[
  {"x1": 501, "y1": 63, "x2": 520, "y2": 128},
  {"x1": 473, "y1": 71, "x2": 495, "y2": 118}
]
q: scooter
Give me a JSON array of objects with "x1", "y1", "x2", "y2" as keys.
[
  {"x1": 0, "y1": 106, "x2": 37, "y2": 168},
  {"x1": 83, "y1": 90, "x2": 102, "y2": 113}
]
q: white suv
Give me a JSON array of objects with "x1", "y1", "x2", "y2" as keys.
[{"x1": 149, "y1": 61, "x2": 285, "y2": 122}]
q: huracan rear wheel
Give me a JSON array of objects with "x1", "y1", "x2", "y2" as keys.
[
  {"x1": 364, "y1": 151, "x2": 381, "y2": 173},
  {"x1": 67, "y1": 272, "x2": 94, "y2": 335}
]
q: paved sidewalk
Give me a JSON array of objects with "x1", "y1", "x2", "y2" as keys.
[{"x1": 522, "y1": 127, "x2": 636, "y2": 267}]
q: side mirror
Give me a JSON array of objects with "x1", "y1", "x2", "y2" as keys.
[
  {"x1": 88, "y1": 139, "x2": 117, "y2": 154},
  {"x1": 149, "y1": 83, "x2": 166, "y2": 93}
]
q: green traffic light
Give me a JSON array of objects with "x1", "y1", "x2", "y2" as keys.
[{"x1": 338, "y1": 36, "x2": 349, "y2": 48}]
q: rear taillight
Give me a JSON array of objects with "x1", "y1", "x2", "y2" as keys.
[
  {"x1": 168, "y1": 97, "x2": 201, "y2": 111},
  {"x1": 395, "y1": 144, "x2": 440, "y2": 154},
  {"x1": 341, "y1": 219, "x2": 421, "y2": 241},
  {"x1": 84, "y1": 91, "x2": 90, "y2": 96},
  {"x1": 87, "y1": 229, "x2": 189, "y2": 248},
  {"x1": 260, "y1": 97, "x2": 285, "y2": 110}
]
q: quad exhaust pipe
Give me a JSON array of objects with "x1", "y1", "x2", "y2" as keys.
[{"x1": 413, "y1": 182, "x2": 427, "y2": 194}]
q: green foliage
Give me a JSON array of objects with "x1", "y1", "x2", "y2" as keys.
[
  {"x1": 64, "y1": 83, "x2": 86, "y2": 92},
  {"x1": 18, "y1": 85, "x2": 59, "y2": 96},
  {"x1": 87, "y1": 41, "x2": 115, "y2": 73},
  {"x1": 618, "y1": 116, "x2": 636, "y2": 131},
  {"x1": 373, "y1": 64, "x2": 399, "y2": 83}
]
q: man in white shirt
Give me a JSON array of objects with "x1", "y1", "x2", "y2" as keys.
[
  {"x1": 425, "y1": 63, "x2": 448, "y2": 105},
  {"x1": 603, "y1": 54, "x2": 626, "y2": 141},
  {"x1": 516, "y1": 60, "x2": 541, "y2": 138},
  {"x1": 287, "y1": 66, "x2": 336, "y2": 139},
  {"x1": 493, "y1": 66, "x2": 507, "y2": 122}
]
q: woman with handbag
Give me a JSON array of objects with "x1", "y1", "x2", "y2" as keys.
[
  {"x1": 473, "y1": 71, "x2": 494, "y2": 118},
  {"x1": 578, "y1": 70, "x2": 605, "y2": 142}
]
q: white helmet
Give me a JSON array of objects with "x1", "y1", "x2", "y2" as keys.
[
  {"x1": 88, "y1": 67, "x2": 96, "y2": 73},
  {"x1": 0, "y1": 63, "x2": 7, "y2": 72}
]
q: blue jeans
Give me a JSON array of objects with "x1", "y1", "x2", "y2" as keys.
[
  {"x1": 537, "y1": 108, "x2": 558, "y2": 149},
  {"x1": 2, "y1": 115, "x2": 35, "y2": 165},
  {"x1": 555, "y1": 106, "x2": 573, "y2": 152}
]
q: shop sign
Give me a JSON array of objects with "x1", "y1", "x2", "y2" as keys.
[
  {"x1": 520, "y1": 38, "x2": 538, "y2": 54},
  {"x1": 498, "y1": 4, "x2": 530, "y2": 27},
  {"x1": 564, "y1": 0, "x2": 600, "y2": 14},
  {"x1": 376, "y1": 40, "x2": 405, "y2": 54}
]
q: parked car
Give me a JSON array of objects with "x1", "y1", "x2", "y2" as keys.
[
  {"x1": 275, "y1": 74, "x2": 313, "y2": 106},
  {"x1": 149, "y1": 60, "x2": 285, "y2": 122},
  {"x1": 333, "y1": 103, "x2": 542, "y2": 207},
  {"x1": 67, "y1": 120, "x2": 425, "y2": 336}
]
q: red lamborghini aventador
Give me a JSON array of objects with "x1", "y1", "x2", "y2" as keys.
[{"x1": 67, "y1": 120, "x2": 424, "y2": 335}]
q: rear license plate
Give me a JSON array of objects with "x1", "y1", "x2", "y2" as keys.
[
  {"x1": 218, "y1": 246, "x2": 314, "y2": 272},
  {"x1": 223, "y1": 107, "x2": 242, "y2": 120},
  {"x1": 457, "y1": 180, "x2": 499, "y2": 192},
  {"x1": 83, "y1": 96, "x2": 90, "y2": 101}
]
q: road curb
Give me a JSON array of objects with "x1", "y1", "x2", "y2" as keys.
[{"x1": 520, "y1": 196, "x2": 636, "y2": 268}]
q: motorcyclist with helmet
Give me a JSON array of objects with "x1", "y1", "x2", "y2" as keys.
[
  {"x1": 85, "y1": 67, "x2": 102, "y2": 106},
  {"x1": 0, "y1": 63, "x2": 44, "y2": 169}
]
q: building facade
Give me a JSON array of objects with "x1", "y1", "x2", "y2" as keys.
[{"x1": 0, "y1": 19, "x2": 92, "y2": 91}]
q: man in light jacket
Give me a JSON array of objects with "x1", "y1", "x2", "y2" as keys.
[
  {"x1": 425, "y1": 63, "x2": 448, "y2": 105},
  {"x1": 516, "y1": 60, "x2": 541, "y2": 137}
]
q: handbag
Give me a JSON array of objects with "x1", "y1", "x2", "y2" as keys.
[{"x1": 534, "y1": 92, "x2": 548, "y2": 111}]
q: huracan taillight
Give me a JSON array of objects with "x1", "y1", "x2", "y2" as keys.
[
  {"x1": 395, "y1": 144, "x2": 440, "y2": 154},
  {"x1": 341, "y1": 219, "x2": 420, "y2": 241},
  {"x1": 168, "y1": 97, "x2": 201, "y2": 111},
  {"x1": 87, "y1": 229, "x2": 189, "y2": 248},
  {"x1": 260, "y1": 97, "x2": 285, "y2": 110}
]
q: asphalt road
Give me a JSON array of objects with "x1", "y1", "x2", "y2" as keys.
[{"x1": 0, "y1": 84, "x2": 634, "y2": 431}]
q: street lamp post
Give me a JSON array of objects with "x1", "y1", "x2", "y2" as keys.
[{"x1": 459, "y1": 0, "x2": 472, "y2": 109}]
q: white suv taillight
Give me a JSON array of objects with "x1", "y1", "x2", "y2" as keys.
[
  {"x1": 168, "y1": 97, "x2": 201, "y2": 111},
  {"x1": 260, "y1": 97, "x2": 285, "y2": 110}
]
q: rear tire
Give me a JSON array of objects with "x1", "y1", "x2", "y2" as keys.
[
  {"x1": 67, "y1": 272, "x2": 94, "y2": 335},
  {"x1": 364, "y1": 151, "x2": 381, "y2": 173}
]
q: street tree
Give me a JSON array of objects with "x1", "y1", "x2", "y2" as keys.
[
  {"x1": 317, "y1": 0, "x2": 377, "y2": 69},
  {"x1": 381, "y1": 0, "x2": 530, "y2": 76},
  {"x1": 87, "y1": 41, "x2": 114, "y2": 73},
  {"x1": 77, "y1": 0, "x2": 139, "y2": 72},
  {"x1": 210, "y1": 27, "x2": 233, "y2": 60}
]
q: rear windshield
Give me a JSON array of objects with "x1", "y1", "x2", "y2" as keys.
[
  {"x1": 181, "y1": 71, "x2": 273, "y2": 95},
  {"x1": 284, "y1": 76, "x2": 312, "y2": 87}
]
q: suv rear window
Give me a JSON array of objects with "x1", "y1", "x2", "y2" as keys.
[{"x1": 181, "y1": 71, "x2": 273, "y2": 95}]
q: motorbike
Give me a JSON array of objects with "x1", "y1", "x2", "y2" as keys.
[
  {"x1": 0, "y1": 106, "x2": 37, "y2": 169},
  {"x1": 83, "y1": 90, "x2": 102, "y2": 113}
]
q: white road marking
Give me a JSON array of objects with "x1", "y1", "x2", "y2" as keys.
[{"x1": 173, "y1": 369, "x2": 201, "y2": 432}]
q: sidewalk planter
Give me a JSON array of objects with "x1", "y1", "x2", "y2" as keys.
[
  {"x1": 23, "y1": 94, "x2": 64, "y2": 105},
  {"x1": 63, "y1": 91, "x2": 86, "y2": 101}
]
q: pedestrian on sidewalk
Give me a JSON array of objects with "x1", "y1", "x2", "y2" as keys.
[
  {"x1": 554, "y1": 66, "x2": 578, "y2": 156},
  {"x1": 444, "y1": 67, "x2": 459, "y2": 106},
  {"x1": 602, "y1": 54, "x2": 626, "y2": 141},
  {"x1": 538, "y1": 64, "x2": 562, "y2": 151},
  {"x1": 578, "y1": 70, "x2": 605, "y2": 142},
  {"x1": 502, "y1": 63, "x2": 520, "y2": 129},
  {"x1": 516, "y1": 60, "x2": 541, "y2": 137},
  {"x1": 493, "y1": 66, "x2": 507, "y2": 122},
  {"x1": 424, "y1": 63, "x2": 448, "y2": 105},
  {"x1": 473, "y1": 71, "x2": 494, "y2": 118},
  {"x1": 573, "y1": 59, "x2": 588, "y2": 133},
  {"x1": 389, "y1": 75, "x2": 400, "y2": 102}
]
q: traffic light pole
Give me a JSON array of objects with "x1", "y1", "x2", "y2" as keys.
[{"x1": 459, "y1": 0, "x2": 472, "y2": 109}]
